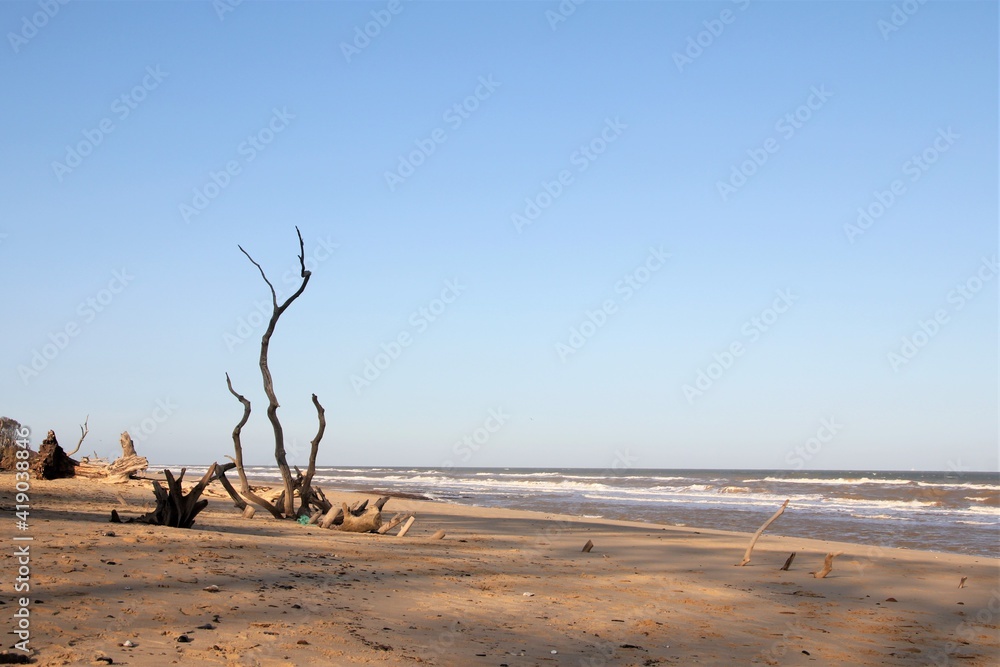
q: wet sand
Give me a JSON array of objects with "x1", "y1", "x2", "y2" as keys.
[{"x1": 2, "y1": 473, "x2": 998, "y2": 666}]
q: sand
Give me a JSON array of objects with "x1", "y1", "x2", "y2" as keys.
[{"x1": 1, "y1": 473, "x2": 998, "y2": 666}]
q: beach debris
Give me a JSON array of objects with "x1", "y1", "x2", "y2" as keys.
[
  {"x1": 203, "y1": 585, "x2": 221, "y2": 593},
  {"x1": 117, "y1": 465, "x2": 217, "y2": 528},
  {"x1": 397, "y1": 516, "x2": 417, "y2": 538},
  {"x1": 885, "y1": 597, "x2": 897, "y2": 602},
  {"x1": 378, "y1": 512, "x2": 412, "y2": 534},
  {"x1": 812, "y1": 552, "x2": 844, "y2": 579},
  {"x1": 64, "y1": 415, "x2": 89, "y2": 457},
  {"x1": 75, "y1": 432, "x2": 149, "y2": 483},
  {"x1": 959, "y1": 576, "x2": 968, "y2": 588},
  {"x1": 29, "y1": 430, "x2": 77, "y2": 480},
  {"x1": 736, "y1": 499, "x2": 790, "y2": 566},
  {"x1": 338, "y1": 502, "x2": 384, "y2": 533},
  {"x1": 522, "y1": 592, "x2": 534, "y2": 597},
  {"x1": 120, "y1": 641, "x2": 135, "y2": 648},
  {"x1": 197, "y1": 623, "x2": 215, "y2": 630},
  {"x1": 220, "y1": 228, "x2": 334, "y2": 522},
  {"x1": 582, "y1": 540, "x2": 595, "y2": 553},
  {"x1": 91, "y1": 657, "x2": 113, "y2": 665},
  {"x1": 176, "y1": 635, "x2": 192, "y2": 643},
  {"x1": 102, "y1": 531, "x2": 116, "y2": 537},
  {"x1": 430, "y1": 529, "x2": 446, "y2": 540},
  {"x1": 780, "y1": 552, "x2": 796, "y2": 571}
]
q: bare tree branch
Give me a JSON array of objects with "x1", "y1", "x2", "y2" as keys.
[
  {"x1": 225, "y1": 373, "x2": 283, "y2": 519},
  {"x1": 297, "y1": 393, "x2": 326, "y2": 515},
  {"x1": 65, "y1": 415, "x2": 89, "y2": 457},
  {"x1": 239, "y1": 227, "x2": 312, "y2": 517}
]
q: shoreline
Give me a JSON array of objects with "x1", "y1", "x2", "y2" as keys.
[{"x1": 3, "y1": 473, "x2": 998, "y2": 666}]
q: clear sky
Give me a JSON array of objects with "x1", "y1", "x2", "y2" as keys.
[{"x1": 1, "y1": 0, "x2": 996, "y2": 471}]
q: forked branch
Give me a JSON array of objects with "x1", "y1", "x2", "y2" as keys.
[
  {"x1": 65, "y1": 415, "x2": 89, "y2": 457},
  {"x1": 238, "y1": 227, "x2": 312, "y2": 517},
  {"x1": 225, "y1": 373, "x2": 283, "y2": 519}
]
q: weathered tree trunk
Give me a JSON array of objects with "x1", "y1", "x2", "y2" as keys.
[
  {"x1": 132, "y1": 465, "x2": 218, "y2": 528},
  {"x1": 339, "y1": 502, "x2": 382, "y2": 532},
  {"x1": 73, "y1": 430, "x2": 148, "y2": 483},
  {"x1": 29, "y1": 430, "x2": 76, "y2": 479},
  {"x1": 119, "y1": 431, "x2": 137, "y2": 457},
  {"x1": 226, "y1": 228, "x2": 328, "y2": 521}
]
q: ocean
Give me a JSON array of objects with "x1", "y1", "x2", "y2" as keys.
[{"x1": 176, "y1": 466, "x2": 999, "y2": 558}]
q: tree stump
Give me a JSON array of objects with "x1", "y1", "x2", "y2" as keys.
[
  {"x1": 339, "y1": 502, "x2": 382, "y2": 533},
  {"x1": 29, "y1": 431, "x2": 76, "y2": 479},
  {"x1": 133, "y1": 465, "x2": 217, "y2": 528}
]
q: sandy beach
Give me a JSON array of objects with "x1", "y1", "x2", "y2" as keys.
[{"x1": 2, "y1": 473, "x2": 998, "y2": 666}]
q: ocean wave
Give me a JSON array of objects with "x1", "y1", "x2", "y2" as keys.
[{"x1": 745, "y1": 476, "x2": 913, "y2": 486}]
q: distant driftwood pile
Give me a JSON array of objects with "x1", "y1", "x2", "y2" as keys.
[{"x1": 22, "y1": 422, "x2": 148, "y2": 483}]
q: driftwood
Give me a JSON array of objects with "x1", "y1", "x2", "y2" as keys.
[
  {"x1": 73, "y1": 430, "x2": 148, "y2": 483},
  {"x1": 429, "y1": 529, "x2": 446, "y2": 540},
  {"x1": 737, "y1": 499, "x2": 790, "y2": 566},
  {"x1": 340, "y1": 502, "x2": 382, "y2": 532},
  {"x1": 959, "y1": 576, "x2": 968, "y2": 589},
  {"x1": 232, "y1": 228, "x2": 320, "y2": 519},
  {"x1": 397, "y1": 516, "x2": 416, "y2": 537},
  {"x1": 780, "y1": 552, "x2": 796, "y2": 571},
  {"x1": 30, "y1": 431, "x2": 76, "y2": 479},
  {"x1": 377, "y1": 513, "x2": 412, "y2": 534},
  {"x1": 582, "y1": 540, "x2": 595, "y2": 553},
  {"x1": 133, "y1": 465, "x2": 218, "y2": 528},
  {"x1": 812, "y1": 552, "x2": 843, "y2": 579},
  {"x1": 64, "y1": 416, "x2": 89, "y2": 457}
]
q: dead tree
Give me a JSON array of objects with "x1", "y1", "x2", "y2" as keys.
[
  {"x1": 64, "y1": 416, "x2": 89, "y2": 456},
  {"x1": 75, "y1": 431, "x2": 148, "y2": 483},
  {"x1": 113, "y1": 466, "x2": 217, "y2": 528},
  {"x1": 225, "y1": 228, "x2": 327, "y2": 520}
]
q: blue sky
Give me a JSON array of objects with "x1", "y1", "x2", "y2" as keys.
[{"x1": 1, "y1": 0, "x2": 996, "y2": 471}]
